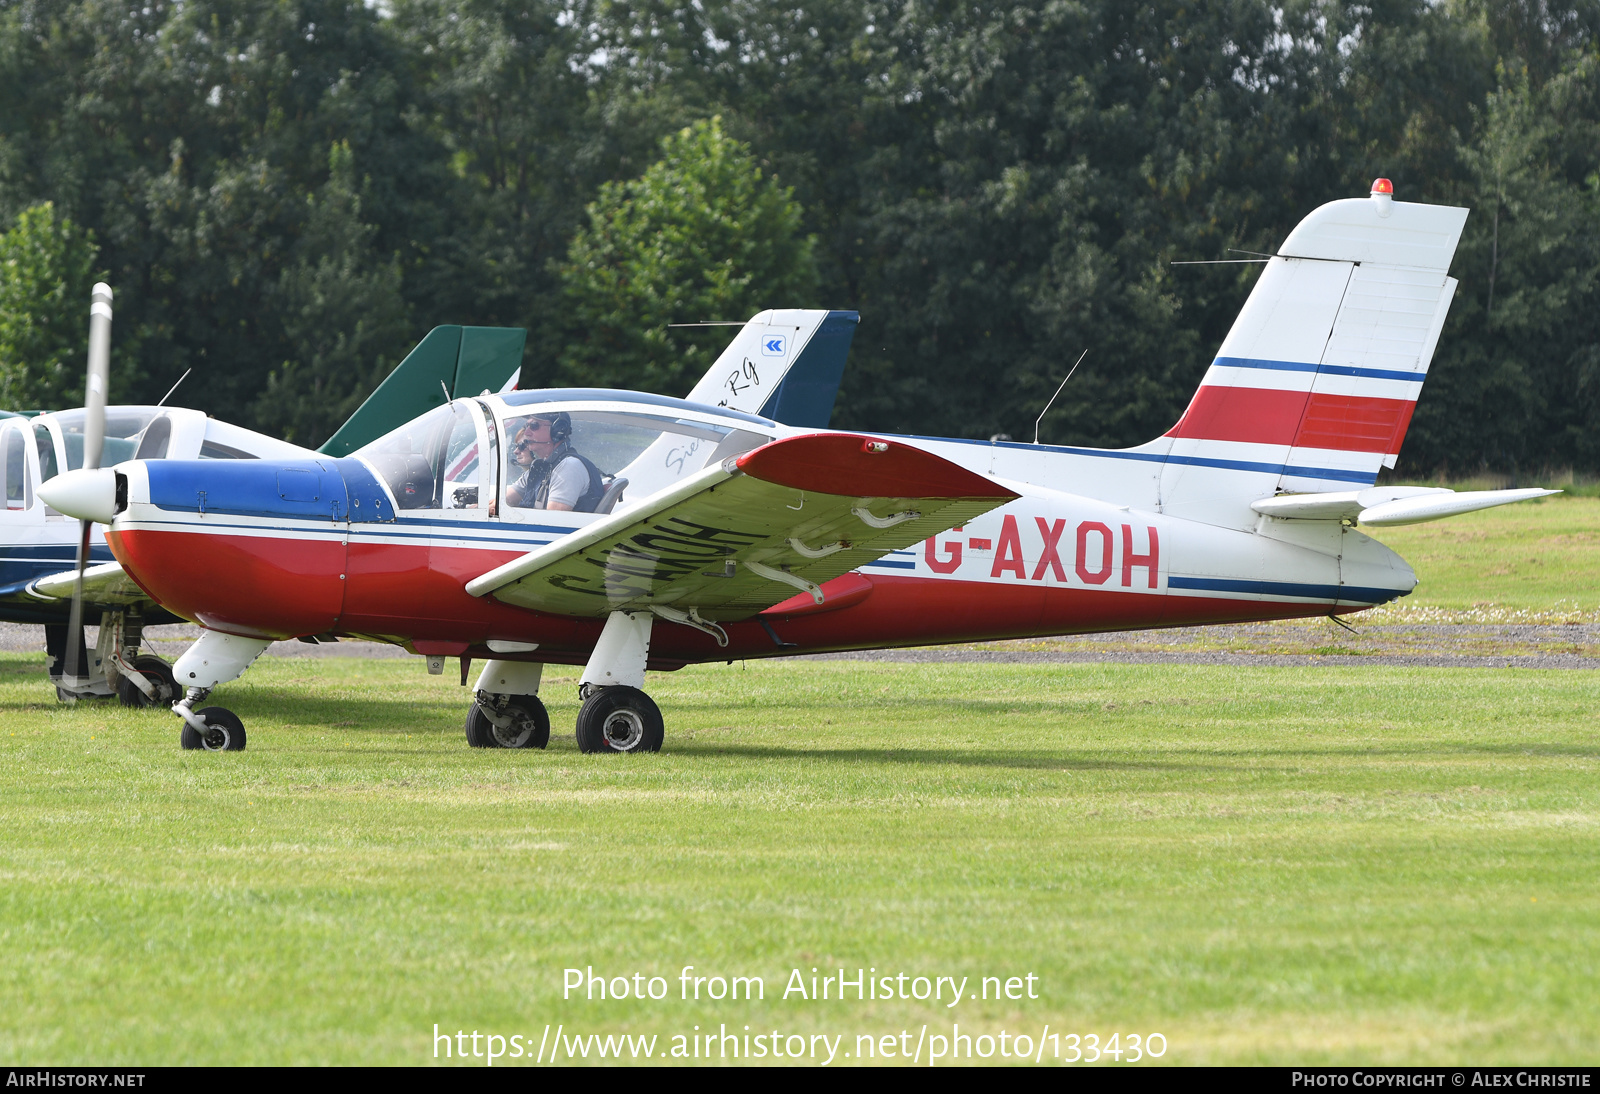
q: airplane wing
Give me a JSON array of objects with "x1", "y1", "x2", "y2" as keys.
[
  {"x1": 465, "y1": 433, "x2": 1018, "y2": 619},
  {"x1": 28, "y1": 561, "x2": 153, "y2": 607}
]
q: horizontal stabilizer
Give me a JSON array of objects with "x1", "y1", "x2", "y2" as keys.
[
  {"x1": 1358, "y1": 488, "x2": 1560, "y2": 527},
  {"x1": 1252, "y1": 486, "x2": 1559, "y2": 526}
]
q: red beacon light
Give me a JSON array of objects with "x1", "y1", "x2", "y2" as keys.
[{"x1": 1370, "y1": 177, "x2": 1394, "y2": 216}]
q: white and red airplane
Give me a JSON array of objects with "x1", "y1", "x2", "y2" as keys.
[{"x1": 42, "y1": 182, "x2": 1554, "y2": 753}]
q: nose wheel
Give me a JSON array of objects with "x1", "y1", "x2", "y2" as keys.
[
  {"x1": 179, "y1": 706, "x2": 247, "y2": 751},
  {"x1": 576, "y1": 686, "x2": 664, "y2": 754}
]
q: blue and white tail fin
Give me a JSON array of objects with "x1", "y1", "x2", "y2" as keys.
[
  {"x1": 1146, "y1": 183, "x2": 1471, "y2": 528},
  {"x1": 683, "y1": 310, "x2": 860, "y2": 426}
]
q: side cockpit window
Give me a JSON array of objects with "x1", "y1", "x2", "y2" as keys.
[
  {"x1": 3, "y1": 427, "x2": 31, "y2": 510},
  {"x1": 495, "y1": 405, "x2": 770, "y2": 514},
  {"x1": 34, "y1": 424, "x2": 58, "y2": 483}
]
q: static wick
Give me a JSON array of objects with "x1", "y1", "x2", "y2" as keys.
[
  {"x1": 155, "y1": 368, "x2": 193, "y2": 407},
  {"x1": 1034, "y1": 349, "x2": 1088, "y2": 446}
]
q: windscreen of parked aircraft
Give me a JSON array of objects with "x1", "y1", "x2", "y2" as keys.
[{"x1": 52, "y1": 409, "x2": 160, "y2": 470}]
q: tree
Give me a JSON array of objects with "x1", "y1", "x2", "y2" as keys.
[
  {"x1": 1405, "y1": 56, "x2": 1600, "y2": 474},
  {"x1": 0, "y1": 202, "x2": 106, "y2": 410},
  {"x1": 555, "y1": 117, "x2": 819, "y2": 395},
  {"x1": 252, "y1": 142, "x2": 412, "y2": 446}
]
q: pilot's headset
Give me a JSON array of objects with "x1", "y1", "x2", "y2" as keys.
[{"x1": 533, "y1": 412, "x2": 573, "y2": 446}]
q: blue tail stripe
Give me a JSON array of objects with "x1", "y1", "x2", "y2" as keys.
[{"x1": 1212, "y1": 356, "x2": 1425, "y2": 384}]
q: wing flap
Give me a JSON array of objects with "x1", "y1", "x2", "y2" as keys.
[{"x1": 466, "y1": 434, "x2": 1017, "y2": 619}]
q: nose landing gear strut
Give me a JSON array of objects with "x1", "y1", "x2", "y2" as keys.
[{"x1": 168, "y1": 630, "x2": 270, "y2": 751}]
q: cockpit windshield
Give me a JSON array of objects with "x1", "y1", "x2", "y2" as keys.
[{"x1": 356, "y1": 402, "x2": 482, "y2": 509}]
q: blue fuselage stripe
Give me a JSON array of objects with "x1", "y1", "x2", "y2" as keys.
[
  {"x1": 1168, "y1": 575, "x2": 1406, "y2": 604},
  {"x1": 884, "y1": 432, "x2": 1379, "y2": 484}
]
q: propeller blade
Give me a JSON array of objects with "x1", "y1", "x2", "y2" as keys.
[{"x1": 62, "y1": 283, "x2": 113, "y2": 691}]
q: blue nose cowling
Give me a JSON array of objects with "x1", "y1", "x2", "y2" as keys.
[{"x1": 141, "y1": 458, "x2": 397, "y2": 523}]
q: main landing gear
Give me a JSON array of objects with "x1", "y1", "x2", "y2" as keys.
[
  {"x1": 575, "y1": 684, "x2": 663, "y2": 754},
  {"x1": 467, "y1": 612, "x2": 665, "y2": 755},
  {"x1": 466, "y1": 693, "x2": 551, "y2": 749},
  {"x1": 46, "y1": 611, "x2": 178, "y2": 706}
]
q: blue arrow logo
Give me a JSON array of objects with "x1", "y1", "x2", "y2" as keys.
[{"x1": 761, "y1": 336, "x2": 786, "y2": 356}]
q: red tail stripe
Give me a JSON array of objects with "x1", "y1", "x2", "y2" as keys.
[
  {"x1": 1167, "y1": 386, "x2": 1306, "y2": 446},
  {"x1": 1296, "y1": 393, "x2": 1415, "y2": 453},
  {"x1": 1167, "y1": 386, "x2": 1415, "y2": 453}
]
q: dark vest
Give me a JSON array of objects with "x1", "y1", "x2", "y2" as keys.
[{"x1": 532, "y1": 448, "x2": 607, "y2": 513}]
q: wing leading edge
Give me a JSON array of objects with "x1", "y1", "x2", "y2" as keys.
[{"x1": 465, "y1": 433, "x2": 1019, "y2": 619}]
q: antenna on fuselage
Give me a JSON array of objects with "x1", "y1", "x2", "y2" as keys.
[
  {"x1": 1033, "y1": 349, "x2": 1087, "y2": 446},
  {"x1": 155, "y1": 368, "x2": 192, "y2": 407}
]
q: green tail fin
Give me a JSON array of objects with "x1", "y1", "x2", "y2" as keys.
[{"x1": 318, "y1": 326, "x2": 526, "y2": 457}]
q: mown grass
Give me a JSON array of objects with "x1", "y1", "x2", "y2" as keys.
[{"x1": 2, "y1": 654, "x2": 1597, "y2": 1065}]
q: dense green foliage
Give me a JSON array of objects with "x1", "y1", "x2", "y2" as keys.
[
  {"x1": 0, "y1": 202, "x2": 104, "y2": 408},
  {"x1": 557, "y1": 118, "x2": 818, "y2": 394},
  {"x1": 0, "y1": 0, "x2": 1596, "y2": 470}
]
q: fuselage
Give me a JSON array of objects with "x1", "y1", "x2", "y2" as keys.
[{"x1": 100, "y1": 390, "x2": 1417, "y2": 668}]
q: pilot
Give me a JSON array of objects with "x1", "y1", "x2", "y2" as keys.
[{"x1": 505, "y1": 412, "x2": 606, "y2": 512}]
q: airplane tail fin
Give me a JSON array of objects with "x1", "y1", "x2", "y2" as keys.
[
  {"x1": 682, "y1": 310, "x2": 860, "y2": 426},
  {"x1": 1154, "y1": 184, "x2": 1468, "y2": 524},
  {"x1": 318, "y1": 326, "x2": 526, "y2": 457}
]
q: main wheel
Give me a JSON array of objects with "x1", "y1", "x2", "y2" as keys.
[
  {"x1": 180, "y1": 707, "x2": 247, "y2": 752},
  {"x1": 117, "y1": 655, "x2": 178, "y2": 708},
  {"x1": 465, "y1": 695, "x2": 550, "y2": 749},
  {"x1": 575, "y1": 686, "x2": 663, "y2": 754}
]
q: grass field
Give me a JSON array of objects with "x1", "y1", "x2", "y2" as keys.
[{"x1": 1, "y1": 494, "x2": 1597, "y2": 1066}]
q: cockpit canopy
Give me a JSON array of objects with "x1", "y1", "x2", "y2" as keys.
[{"x1": 355, "y1": 391, "x2": 776, "y2": 513}]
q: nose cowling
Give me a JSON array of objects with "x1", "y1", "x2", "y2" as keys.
[
  {"x1": 38, "y1": 468, "x2": 118, "y2": 524},
  {"x1": 106, "y1": 458, "x2": 393, "y2": 640}
]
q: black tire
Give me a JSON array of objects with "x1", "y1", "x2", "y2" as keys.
[
  {"x1": 575, "y1": 686, "x2": 663, "y2": 754},
  {"x1": 180, "y1": 707, "x2": 247, "y2": 752},
  {"x1": 117, "y1": 655, "x2": 178, "y2": 708},
  {"x1": 466, "y1": 695, "x2": 550, "y2": 749}
]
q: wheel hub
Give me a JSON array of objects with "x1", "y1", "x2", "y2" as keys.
[
  {"x1": 202, "y1": 725, "x2": 230, "y2": 751},
  {"x1": 602, "y1": 710, "x2": 645, "y2": 751},
  {"x1": 490, "y1": 712, "x2": 533, "y2": 748}
]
